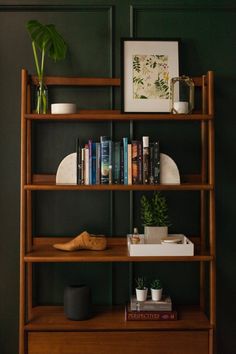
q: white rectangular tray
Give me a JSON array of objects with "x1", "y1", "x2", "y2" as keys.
[{"x1": 127, "y1": 234, "x2": 194, "y2": 256}]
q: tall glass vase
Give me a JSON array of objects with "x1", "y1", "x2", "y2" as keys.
[{"x1": 35, "y1": 80, "x2": 48, "y2": 114}]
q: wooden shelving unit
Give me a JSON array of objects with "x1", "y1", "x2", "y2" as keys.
[{"x1": 19, "y1": 69, "x2": 215, "y2": 354}]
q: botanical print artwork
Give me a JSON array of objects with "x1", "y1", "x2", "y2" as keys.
[{"x1": 133, "y1": 55, "x2": 169, "y2": 99}]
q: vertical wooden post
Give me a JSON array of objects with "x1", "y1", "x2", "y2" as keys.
[
  {"x1": 19, "y1": 69, "x2": 28, "y2": 354},
  {"x1": 26, "y1": 79, "x2": 33, "y2": 321},
  {"x1": 207, "y1": 71, "x2": 216, "y2": 353},
  {"x1": 200, "y1": 74, "x2": 207, "y2": 310}
]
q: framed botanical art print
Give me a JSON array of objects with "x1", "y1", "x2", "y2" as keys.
[{"x1": 121, "y1": 38, "x2": 179, "y2": 113}]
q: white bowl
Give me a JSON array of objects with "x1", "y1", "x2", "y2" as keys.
[{"x1": 51, "y1": 103, "x2": 76, "y2": 114}]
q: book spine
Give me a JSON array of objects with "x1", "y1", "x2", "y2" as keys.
[
  {"x1": 128, "y1": 143, "x2": 132, "y2": 185},
  {"x1": 130, "y1": 304, "x2": 172, "y2": 311},
  {"x1": 125, "y1": 309, "x2": 177, "y2": 321},
  {"x1": 149, "y1": 143, "x2": 154, "y2": 184},
  {"x1": 100, "y1": 136, "x2": 110, "y2": 184},
  {"x1": 84, "y1": 144, "x2": 89, "y2": 185},
  {"x1": 142, "y1": 136, "x2": 149, "y2": 184},
  {"x1": 76, "y1": 138, "x2": 82, "y2": 185},
  {"x1": 120, "y1": 144, "x2": 124, "y2": 184},
  {"x1": 153, "y1": 141, "x2": 160, "y2": 184},
  {"x1": 132, "y1": 141, "x2": 139, "y2": 184},
  {"x1": 95, "y1": 142, "x2": 101, "y2": 184},
  {"x1": 113, "y1": 141, "x2": 120, "y2": 184},
  {"x1": 92, "y1": 142, "x2": 96, "y2": 185},
  {"x1": 109, "y1": 140, "x2": 113, "y2": 184},
  {"x1": 123, "y1": 137, "x2": 128, "y2": 185},
  {"x1": 88, "y1": 139, "x2": 92, "y2": 184},
  {"x1": 81, "y1": 148, "x2": 85, "y2": 184},
  {"x1": 137, "y1": 141, "x2": 142, "y2": 184}
]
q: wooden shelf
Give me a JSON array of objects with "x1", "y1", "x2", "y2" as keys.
[
  {"x1": 25, "y1": 183, "x2": 213, "y2": 191},
  {"x1": 25, "y1": 110, "x2": 213, "y2": 121},
  {"x1": 24, "y1": 174, "x2": 213, "y2": 191},
  {"x1": 24, "y1": 237, "x2": 213, "y2": 263},
  {"x1": 24, "y1": 305, "x2": 212, "y2": 331}
]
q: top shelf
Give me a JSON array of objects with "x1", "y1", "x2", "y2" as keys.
[{"x1": 25, "y1": 110, "x2": 213, "y2": 121}]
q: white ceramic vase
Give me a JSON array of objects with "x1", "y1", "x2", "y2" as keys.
[
  {"x1": 151, "y1": 288, "x2": 163, "y2": 301},
  {"x1": 136, "y1": 288, "x2": 148, "y2": 302},
  {"x1": 144, "y1": 226, "x2": 168, "y2": 244}
]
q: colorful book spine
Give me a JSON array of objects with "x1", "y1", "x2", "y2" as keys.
[
  {"x1": 120, "y1": 144, "x2": 124, "y2": 184},
  {"x1": 142, "y1": 136, "x2": 149, "y2": 184},
  {"x1": 149, "y1": 143, "x2": 154, "y2": 184},
  {"x1": 100, "y1": 136, "x2": 110, "y2": 184},
  {"x1": 153, "y1": 141, "x2": 160, "y2": 184},
  {"x1": 88, "y1": 139, "x2": 93, "y2": 184},
  {"x1": 132, "y1": 141, "x2": 139, "y2": 184},
  {"x1": 137, "y1": 141, "x2": 142, "y2": 184},
  {"x1": 109, "y1": 140, "x2": 113, "y2": 184},
  {"x1": 95, "y1": 142, "x2": 101, "y2": 184},
  {"x1": 123, "y1": 137, "x2": 128, "y2": 185},
  {"x1": 128, "y1": 143, "x2": 132, "y2": 185},
  {"x1": 92, "y1": 142, "x2": 96, "y2": 185},
  {"x1": 113, "y1": 141, "x2": 120, "y2": 184},
  {"x1": 125, "y1": 306, "x2": 177, "y2": 321}
]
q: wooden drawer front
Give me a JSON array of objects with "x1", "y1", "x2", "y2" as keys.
[{"x1": 28, "y1": 331, "x2": 209, "y2": 354}]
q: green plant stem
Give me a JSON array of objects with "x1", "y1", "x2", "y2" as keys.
[
  {"x1": 32, "y1": 41, "x2": 41, "y2": 78},
  {"x1": 40, "y1": 45, "x2": 45, "y2": 80}
]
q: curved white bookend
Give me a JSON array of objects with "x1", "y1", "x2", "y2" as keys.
[
  {"x1": 160, "y1": 153, "x2": 180, "y2": 184},
  {"x1": 56, "y1": 152, "x2": 77, "y2": 185}
]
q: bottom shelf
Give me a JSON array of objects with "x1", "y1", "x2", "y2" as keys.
[{"x1": 25, "y1": 305, "x2": 211, "y2": 331}]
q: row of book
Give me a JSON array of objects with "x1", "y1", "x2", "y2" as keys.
[
  {"x1": 125, "y1": 295, "x2": 177, "y2": 321},
  {"x1": 76, "y1": 136, "x2": 160, "y2": 185}
]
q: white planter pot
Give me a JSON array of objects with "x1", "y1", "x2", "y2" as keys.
[
  {"x1": 151, "y1": 288, "x2": 163, "y2": 301},
  {"x1": 136, "y1": 288, "x2": 148, "y2": 301},
  {"x1": 144, "y1": 226, "x2": 168, "y2": 244}
]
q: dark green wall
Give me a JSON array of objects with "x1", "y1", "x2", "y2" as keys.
[{"x1": 0, "y1": 1, "x2": 235, "y2": 353}]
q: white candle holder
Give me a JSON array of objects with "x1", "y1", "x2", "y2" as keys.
[{"x1": 170, "y1": 76, "x2": 194, "y2": 114}]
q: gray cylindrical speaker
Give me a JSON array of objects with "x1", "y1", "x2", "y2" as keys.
[{"x1": 64, "y1": 285, "x2": 92, "y2": 321}]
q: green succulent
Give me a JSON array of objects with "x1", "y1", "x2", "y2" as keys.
[
  {"x1": 150, "y1": 279, "x2": 162, "y2": 290},
  {"x1": 140, "y1": 191, "x2": 170, "y2": 227},
  {"x1": 135, "y1": 277, "x2": 146, "y2": 290}
]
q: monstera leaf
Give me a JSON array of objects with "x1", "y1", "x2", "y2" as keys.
[{"x1": 26, "y1": 20, "x2": 67, "y2": 78}]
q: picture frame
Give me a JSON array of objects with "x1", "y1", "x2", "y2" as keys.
[{"x1": 121, "y1": 38, "x2": 180, "y2": 113}]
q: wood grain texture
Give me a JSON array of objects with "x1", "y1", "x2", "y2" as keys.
[
  {"x1": 25, "y1": 305, "x2": 211, "y2": 331},
  {"x1": 25, "y1": 111, "x2": 213, "y2": 121},
  {"x1": 28, "y1": 331, "x2": 209, "y2": 354},
  {"x1": 23, "y1": 237, "x2": 213, "y2": 263}
]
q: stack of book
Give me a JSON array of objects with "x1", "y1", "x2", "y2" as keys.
[
  {"x1": 125, "y1": 295, "x2": 177, "y2": 321},
  {"x1": 76, "y1": 136, "x2": 160, "y2": 185}
]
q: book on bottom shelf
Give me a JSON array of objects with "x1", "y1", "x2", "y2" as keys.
[
  {"x1": 125, "y1": 305, "x2": 177, "y2": 321},
  {"x1": 130, "y1": 295, "x2": 172, "y2": 311}
]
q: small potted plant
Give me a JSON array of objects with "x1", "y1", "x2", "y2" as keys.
[
  {"x1": 140, "y1": 191, "x2": 170, "y2": 243},
  {"x1": 135, "y1": 277, "x2": 148, "y2": 301},
  {"x1": 150, "y1": 279, "x2": 163, "y2": 301}
]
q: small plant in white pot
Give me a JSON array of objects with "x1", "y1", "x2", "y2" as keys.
[
  {"x1": 140, "y1": 191, "x2": 170, "y2": 243},
  {"x1": 135, "y1": 277, "x2": 148, "y2": 302},
  {"x1": 150, "y1": 279, "x2": 163, "y2": 301}
]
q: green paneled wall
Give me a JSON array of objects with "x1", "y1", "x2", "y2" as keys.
[{"x1": 0, "y1": 1, "x2": 235, "y2": 353}]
